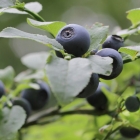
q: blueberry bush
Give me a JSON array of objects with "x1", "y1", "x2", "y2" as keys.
[{"x1": 1, "y1": 0, "x2": 140, "y2": 140}]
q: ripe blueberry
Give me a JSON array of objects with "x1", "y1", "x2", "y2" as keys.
[
  {"x1": 56, "y1": 24, "x2": 90, "y2": 57},
  {"x1": 86, "y1": 82, "x2": 110, "y2": 110},
  {"x1": 120, "y1": 126, "x2": 140, "y2": 138},
  {"x1": 0, "y1": 80, "x2": 5, "y2": 98},
  {"x1": 96, "y1": 48, "x2": 123, "y2": 80},
  {"x1": 12, "y1": 98, "x2": 32, "y2": 117},
  {"x1": 125, "y1": 96, "x2": 140, "y2": 112},
  {"x1": 77, "y1": 73, "x2": 99, "y2": 98},
  {"x1": 21, "y1": 81, "x2": 51, "y2": 110},
  {"x1": 102, "y1": 35, "x2": 124, "y2": 51}
]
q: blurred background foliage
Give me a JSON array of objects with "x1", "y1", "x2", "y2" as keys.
[{"x1": 1, "y1": 0, "x2": 140, "y2": 73}]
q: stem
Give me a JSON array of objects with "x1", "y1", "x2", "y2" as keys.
[
  {"x1": 23, "y1": 8, "x2": 45, "y2": 22},
  {"x1": 102, "y1": 125, "x2": 122, "y2": 140}
]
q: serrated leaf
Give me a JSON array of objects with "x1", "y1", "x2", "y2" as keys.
[
  {"x1": 86, "y1": 23, "x2": 109, "y2": 52},
  {"x1": 0, "y1": 0, "x2": 14, "y2": 8},
  {"x1": 21, "y1": 52, "x2": 49, "y2": 70},
  {"x1": 27, "y1": 18, "x2": 66, "y2": 37},
  {"x1": 0, "y1": 66, "x2": 15, "y2": 88},
  {"x1": 0, "y1": 27, "x2": 63, "y2": 50},
  {"x1": 0, "y1": 106, "x2": 26, "y2": 139},
  {"x1": 88, "y1": 55, "x2": 113, "y2": 75},
  {"x1": 45, "y1": 55, "x2": 93, "y2": 105},
  {"x1": 127, "y1": 8, "x2": 140, "y2": 26},
  {"x1": 0, "y1": 2, "x2": 42, "y2": 15}
]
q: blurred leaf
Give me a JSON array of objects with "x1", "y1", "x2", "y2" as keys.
[
  {"x1": 0, "y1": 66, "x2": 15, "y2": 88},
  {"x1": 0, "y1": 106, "x2": 26, "y2": 140},
  {"x1": 45, "y1": 55, "x2": 93, "y2": 105},
  {"x1": 0, "y1": 27, "x2": 63, "y2": 50},
  {"x1": 15, "y1": 70, "x2": 45, "y2": 82},
  {"x1": 117, "y1": 28, "x2": 139, "y2": 38},
  {"x1": 121, "y1": 86, "x2": 135, "y2": 100},
  {"x1": 99, "y1": 124, "x2": 112, "y2": 133},
  {"x1": 86, "y1": 23, "x2": 109, "y2": 52},
  {"x1": 21, "y1": 52, "x2": 49, "y2": 70},
  {"x1": 127, "y1": 8, "x2": 140, "y2": 26},
  {"x1": 27, "y1": 18, "x2": 66, "y2": 37},
  {"x1": 102, "y1": 88, "x2": 119, "y2": 110},
  {"x1": 12, "y1": 83, "x2": 40, "y2": 96},
  {"x1": 0, "y1": 2, "x2": 42, "y2": 15},
  {"x1": 88, "y1": 55, "x2": 113, "y2": 76},
  {"x1": 0, "y1": 0, "x2": 14, "y2": 8}
]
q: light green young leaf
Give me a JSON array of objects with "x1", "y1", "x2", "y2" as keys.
[
  {"x1": 0, "y1": 2, "x2": 42, "y2": 15},
  {"x1": 21, "y1": 52, "x2": 49, "y2": 70},
  {"x1": 0, "y1": 106, "x2": 26, "y2": 139},
  {"x1": 0, "y1": 66, "x2": 15, "y2": 88},
  {"x1": 86, "y1": 23, "x2": 109, "y2": 52},
  {"x1": 0, "y1": 27, "x2": 63, "y2": 50},
  {"x1": 127, "y1": 8, "x2": 140, "y2": 26},
  {"x1": 119, "y1": 46, "x2": 140, "y2": 60},
  {"x1": 0, "y1": 0, "x2": 14, "y2": 8},
  {"x1": 27, "y1": 18, "x2": 66, "y2": 37}
]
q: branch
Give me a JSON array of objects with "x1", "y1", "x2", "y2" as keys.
[{"x1": 24, "y1": 108, "x2": 116, "y2": 128}]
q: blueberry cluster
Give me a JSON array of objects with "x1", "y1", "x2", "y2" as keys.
[
  {"x1": 56, "y1": 24, "x2": 124, "y2": 99},
  {"x1": 2, "y1": 80, "x2": 51, "y2": 119}
]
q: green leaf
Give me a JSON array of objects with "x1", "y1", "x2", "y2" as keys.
[
  {"x1": 27, "y1": 18, "x2": 66, "y2": 37},
  {"x1": 102, "y1": 88, "x2": 119, "y2": 110},
  {"x1": 88, "y1": 55, "x2": 113, "y2": 75},
  {"x1": 15, "y1": 70, "x2": 45, "y2": 82},
  {"x1": 45, "y1": 55, "x2": 93, "y2": 105},
  {"x1": 86, "y1": 23, "x2": 109, "y2": 52},
  {"x1": 0, "y1": 66, "x2": 15, "y2": 88},
  {"x1": 121, "y1": 86, "x2": 135, "y2": 100},
  {"x1": 0, "y1": 106, "x2": 26, "y2": 139},
  {"x1": 127, "y1": 8, "x2": 140, "y2": 26},
  {"x1": 21, "y1": 52, "x2": 49, "y2": 70},
  {"x1": 117, "y1": 28, "x2": 139, "y2": 38},
  {"x1": 12, "y1": 83, "x2": 40, "y2": 96},
  {"x1": 0, "y1": 27, "x2": 63, "y2": 50},
  {"x1": 119, "y1": 46, "x2": 140, "y2": 60},
  {"x1": 0, "y1": 0, "x2": 14, "y2": 8},
  {"x1": 0, "y1": 2, "x2": 42, "y2": 15}
]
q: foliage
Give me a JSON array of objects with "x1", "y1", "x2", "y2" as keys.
[{"x1": 0, "y1": 0, "x2": 140, "y2": 140}]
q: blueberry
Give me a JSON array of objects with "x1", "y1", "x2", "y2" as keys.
[
  {"x1": 86, "y1": 82, "x2": 110, "y2": 110},
  {"x1": 77, "y1": 73, "x2": 99, "y2": 98},
  {"x1": 125, "y1": 96, "x2": 140, "y2": 112},
  {"x1": 120, "y1": 126, "x2": 140, "y2": 138},
  {"x1": 12, "y1": 98, "x2": 32, "y2": 117},
  {"x1": 102, "y1": 35, "x2": 124, "y2": 51},
  {"x1": 0, "y1": 80, "x2": 5, "y2": 98},
  {"x1": 56, "y1": 24, "x2": 90, "y2": 57},
  {"x1": 96, "y1": 48, "x2": 123, "y2": 80},
  {"x1": 21, "y1": 81, "x2": 51, "y2": 110}
]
